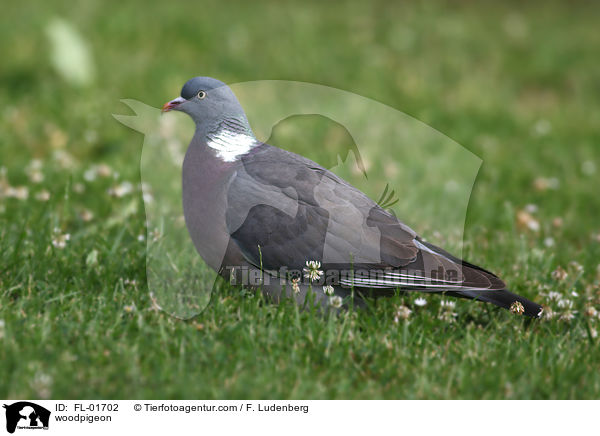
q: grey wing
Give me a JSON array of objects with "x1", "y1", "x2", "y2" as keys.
[{"x1": 225, "y1": 144, "x2": 505, "y2": 291}]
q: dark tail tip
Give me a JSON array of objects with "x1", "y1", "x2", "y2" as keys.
[{"x1": 458, "y1": 289, "x2": 543, "y2": 318}]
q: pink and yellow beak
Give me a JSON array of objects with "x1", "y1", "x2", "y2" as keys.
[{"x1": 161, "y1": 96, "x2": 186, "y2": 112}]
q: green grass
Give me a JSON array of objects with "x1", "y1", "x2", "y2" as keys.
[{"x1": 1, "y1": 0, "x2": 600, "y2": 399}]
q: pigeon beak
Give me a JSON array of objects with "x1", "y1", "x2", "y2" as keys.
[{"x1": 162, "y1": 96, "x2": 186, "y2": 112}]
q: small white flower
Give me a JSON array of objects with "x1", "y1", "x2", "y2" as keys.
[
  {"x1": 394, "y1": 305, "x2": 412, "y2": 323},
  {"x1": 551, "y1": 266, "x2": 568, "y2": 281},
  {"x1": 83, "y1": 167, "x2": 97, "y2": 181},
  {"x1": 559, "y1": 311, "x2": 576, "y2": 322},
  {"x1": 25, "y1": 159, "x2": 44, "y2": 183},
  {"x1": 73, "y1": 182, "x2": 85, "y2": 193},
  {"x1": 142, "y1": 192, "x2": 154, "y2": 204},
  {"x1": 51, "y1": 232, "x2": 71, "y2": 249},
  {"x1": 29, "y1": 170, "x2": 44, "y2": 183},
  {"x1": 35, "y1": 190, "x2": 50, "y2": 201},
  {"x1": 123, "y1": 304, "x2": 136, "y2": 313},
  {"x1": 96, "y1": 164, "x2": 112, "y2": 178},
  {"x1": 329, "y1": 295, "x2": 343, "y2": 308},
  {"x1": 79, "y1": 209, "x2": 94, "y2": 222},
  {"x1": 414, "y1": 297, "x2": 427, "y2": 307},
  {"x1": 581, "y1": 161, "x2": 596, "y2": 176},
  {"x1": 533, "y1": 119, "x2": 552, "y2": 136},
  {"x1": 440, "y1": 300, "x2": 456, "y2": 309},
  {"x1": 137, "y1": 234, "x2": 145, "y2": 242},
  {"x1": 510, "y1": 301, "x2": 525, "y2": 315},
  {"x1": 323, "y1": 285, "x2": 334, "y2": 296},
  {"x1": 543, "y1": 307, "x2": 556, "y2": 320},
  {"x1": 547, "y1": 291, "x2": 562, "y2": 301},
  {"x1": 303, "y1": 260, "x2": 323, "y2": 282},
  {"x1": 291, "y1": 278, "x2": 300, "y2": 295},
  {"x1": 108, "y1": 181, "x2": 133, "y2": 198},
  {"x1": 569, "y1": 261, "x2": 584, "y2": 273},
  {"x1": 7, "y1": 186, "x2": 29, "y2": 200},
  {"x1": 438, "y1": 311, "x2": 457, "y2": 323},
  {"x1": 524, "y1": 203, "x2": 539, "y2": 214},
  {"x1": 544, "y1": 237, "x2": 555, "y2": 248},
  {"x1": 150, "y1": 228, "x2": 162, "y2": 242},
  {"x1": 557, "y1": 299, "x2": 573, "y2": 309}
]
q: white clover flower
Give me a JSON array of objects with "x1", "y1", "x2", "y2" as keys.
[
  {"x1": 542, "y1": 306, "x2": 556, "y2": 320},
  {"x1": 303, "y1": 260, "x2": 323, "y2": 282},
  {"x1": 73, "y1": 182, "x2": 85, "y2": 193},
  {"x1": 394, "y1": 305, "x2": 412, "y2": 323},
  {"x1": 79, "y1": 209, "x2": 94, "y2": 222},
  {"x1": 582, "y1": 161, "x2": 596, "y2": 176},
  {"x1": 510, "y1": 301, "x2": 525, "y2": 315},
  {"x1": 108, "y1": 181, "x2": 133, "y2": 198},
  {"x1": 51, "y1": 232, "x2": 70, "y2": 249},
  {"x1": 414, "y1": 297, "x2": 427, "y2": 307},
  {"x1": 559, "y1": 311, "x2": 576, "y2": 322},
  {"x1": 35, "y1": 190, "x2": 50, "y2": 201},
  {"x1": 438, "y1": 311, "x2": 457, "y2": 323},
  {"x1": 323, "y1": 285, "x2": 334, "y2": 296},
  {"x1": 329, "y1": 295, "x2": 343, "y2": 308},
  {"x1": 7, "y1": 186, "x2": 29, "y2": 200},
  {"x1": 557, "y1": 299, "x2": 573, "y2": 309},
  {"x1": 83, "y1": 167, "x2": 97, "y2": 181},
  {"x1": 440, "y1": 300, "x2": 456, "y2": 309},
  {"x1": 551, "y1": 266, "x2": 568, "y2": 281},
  {"x1": 29, "y1": 170, "x2": 44, "y2": 183},
  {"x1": 26, "y1": 159, "x2": 44, "y2": 183},
  {"x1": 142, "y1": 192, "x2": 154, "y2": 204},
  {"x1": 96, "y1": 163, "x2": 112, "y2": 178},
  {"x1": 291, "y1": 278, "x2": 300, "y2": 294},
  {"x1": 546, "y1": 291, "x2": 562, "y2": 301}
]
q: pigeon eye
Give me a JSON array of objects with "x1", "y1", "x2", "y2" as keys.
[{"x1": 197, "y1": 90, "x2": 207, "y2": 99}]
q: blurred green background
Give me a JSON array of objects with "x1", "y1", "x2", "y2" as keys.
[{"x1": 1, "y1": 0, "x2": 599, "y2": 399}]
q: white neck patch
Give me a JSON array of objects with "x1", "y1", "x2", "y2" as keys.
[{"x1": 207, "y1": 129, "x2": 257, "y2": 162}]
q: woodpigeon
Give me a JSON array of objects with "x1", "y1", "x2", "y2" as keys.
[{"x1": 162, "y1": 77, "x2": 543, "y2": 317}]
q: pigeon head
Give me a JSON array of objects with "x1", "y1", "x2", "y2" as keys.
[{"x1": 162, "y1": 77, "x2": 249, "y2": 129}]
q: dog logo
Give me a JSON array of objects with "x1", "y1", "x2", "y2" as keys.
[{"x1": 3, "y1": 402, "x2": 50, "y2": 433}]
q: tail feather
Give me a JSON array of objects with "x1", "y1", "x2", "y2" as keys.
[{"x1": 451, "y1": 288, "x2": 543, "y2": 318}]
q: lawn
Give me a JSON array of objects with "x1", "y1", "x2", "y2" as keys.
[{"x1": 1, "y1": 0, "x2": 599, "y2": 399}]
